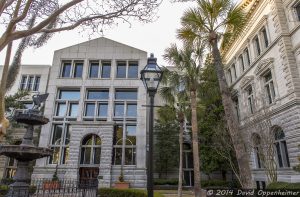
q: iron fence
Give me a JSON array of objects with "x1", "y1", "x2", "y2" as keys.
[{"x1": 1, "y1": 179, "x2": 98, "y2": 197}]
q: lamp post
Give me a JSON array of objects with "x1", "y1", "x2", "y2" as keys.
[{"x1": 140, "y1": 53, "x2": 163, "y2": 197}]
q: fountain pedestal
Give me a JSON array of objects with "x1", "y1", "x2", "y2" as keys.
[{"x1": 0, "y1": 109, "x2": 52, "y2": 197}]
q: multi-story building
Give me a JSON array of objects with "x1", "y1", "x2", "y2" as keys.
[
  {"x1": 0, "y1": 64, "x2": 50, "y2": 179},
  {"x1": 222, "y1": 0, "x2": 300, "y2": 188},
  {"x1": 32, "y1": 37, "x2": 148, "y2": 188}
]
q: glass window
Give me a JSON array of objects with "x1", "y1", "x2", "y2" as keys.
[
  {"x1": 80, "y1": 135, "x2": 101, "y2": 165},
  {"x1": 115, "y1": 90, "x2": 137, "y2": 100},
  {"x1": 49, "y1": 125, "x2": 70, "y2": 164},
  {"x1": 261, "y1": 28, "x2": 269, "y2": 48},
  {"x1": 232, "y1": 64, "x2": 237, "y2": 80},
  {"x1": 247, "y1": 86, "x2": 254, "y2": 114},
  {"x1": 87, "y1": 90, "x2": 109, "y2": 100},
  {"x1": 116, "y1": 62, "x2": 126, "y2": 78},
  {"x1": 56, "y1": 103, "x2": 67, "y2": 116},
  {"x1": 74, "y1": 62, "x2": 83, "y2": 78},
  {"x1": 274, "y1": 128, "x2": 290, "y2": 168},
  {"x1": 59, "y1": 90, "x2": 80, "y2": 100},
  {"x1": 85, "y1": 103, "x2": 95, "y2": 116},
  {"x1": 114, "y1": 103, "x2": 124, "y2": 117},
  {"x1": 62, "y1": 62, "x2": 71, "y2": 78},
  {"x1": 128, "y1": 62, "x2": 138, "y2": 78},
  {"x1": 20, "y1": 76, "x2": 27, "y2": 90},
  {"x1": 69, "y1": 103, "x2": 78, "y2": 117},
  {"x1": 33, "y1": 76, "x2": 40, "y2": 91},
  {"x1": 264, "y1": 71, "x2": 276, "y2": 104},
  {"x1": 239, "y1": 55, "x2": 245, "y2": 72},
  {"x1": 101, "y1": 62, "x2": 111, "y2": 78},
  {"x1": 244, "y1": 48, "x2": 251, "y2": 66},
  {"x1": 89, "y1": 62, "x2": 99, "y2": 78},
  {"x1": 228, "y1": 69, "x2": 232, "y2": 84},
  {"x1": 254, "y1": 36, "x2": 261, "y2": 56},
  {"x1": 52, "y1": 125, "x2": 63, "y2": 145},
  {"x1": 127, "y1": 104, "x2": 137, "y2": 117},
  {"x1": 27, "y1": 76, "x2": 34, "y2": 90},
  {"x1": 98, "y1": 103, "x2": 108, "y2": 117},
  {"x1": 296, "y1": 4, "x2": 300, "y2": 21}
]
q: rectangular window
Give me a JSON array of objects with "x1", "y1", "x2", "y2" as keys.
[
  {"x1": 261, "y1": 28, "x2": 269, "y2": 48},
  {"x1": 239, "y1": 55, "x2": 245, "y2": 72},
  {"x1": 20, "y1": 76, "x2": 27, "y2": 90},
  {"x1": 89, "y1": 62, "x2": 99, "y2": 78},
  {"x1": 27, "y1": 76, "x2": 34, "y2": 90},
  {"x1": 114, "y1": 103, "x2": 124, "y2": 117},
  {"x1": 33, "y1": 76, "x2": 40, "y2": 91},
  {"x1": 101, "y1": 62, "x2": 111, "y2": 78},
  {"x1": 61, "y1": 62, "x2": 72, "y2": 78},
  {"x1": 254, "y1": 36, "x2": 261, "y2": 56},
  {"x1": 247, "y1": 86, "x2": 254, "y2": 114},
  {"x1": 74, "y1": 62, "x2": 83, "y2": 78},
  {"x1": 255, "y1": 147, "x2": 262, "y2": 168},
  {"x1": 128, "y1": 62, "x2": 138, "y2": 78},
  {"x1": 84, "y1": 89, "x2": 109, "y2": 119},
  {"x1": 244, "y1": 48, "x2": 251, "y2": 66},
  {"x1": 228, "y1": 69, "x2": 232, "y2": 84},
  {"x1": 264, "y1": 71, "x2": 276, "y2": 104},
  {"x1": 296, "y1": 4, "x2": 300, "y2": 21},
  {"x1": 116, "y1": 62, "x2": 127, "y2": 78},
  {"x1": 115, "y1": 90, "x2": 138, "y2": 100},
  {"x1": 55, "y1": 90, "x2": 80, "y2": 118},
  {"x1": 232, "y1": 64, "x2": 237, "y2": 80},
  {"x1": 49, "y1": 125, "x2": 70, "y2": 164}
]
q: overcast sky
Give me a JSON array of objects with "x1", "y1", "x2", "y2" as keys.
[{"x1": 0, "y1": 1, "x2": 199, "y2": 67}]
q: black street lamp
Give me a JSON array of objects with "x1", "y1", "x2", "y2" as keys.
[{"x1": 140, "y1": 53, "x2": 163, "y2": 197}]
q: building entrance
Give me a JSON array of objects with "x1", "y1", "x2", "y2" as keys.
[{"x1": 79, "y1": 167, "x2": 99, "y2": 187}]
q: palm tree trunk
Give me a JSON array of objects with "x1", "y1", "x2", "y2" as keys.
[
  {"x1": 190, "y1": 90, "x2": 201, "y2": 197},
  {"x1": 210, "y1": 32, "x2": 252, "y2": 188},
  {"x1": 0, "y1": 40, "x2": 13, "y2": 140},
  {"x1": 178, "y1": 111, "x2": 184, "y2": 197}
]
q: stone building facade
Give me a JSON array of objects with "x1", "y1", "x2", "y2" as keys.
[
  {"x1": 222, "y1": 0, "x2": 300, "y2": 188},
  {"x1": 32, "y1": 37, "x2": 148, "y2": 188},
  {"x1": 0, "y1": 64, "x2": 50, "y2": 179}
]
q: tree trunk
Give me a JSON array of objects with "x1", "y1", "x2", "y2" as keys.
[
  {"x1": 178, "y1": 111, "x2": 184, "y2": 197},
  {"x1": 209, "y1": 32, "x2": 253, "y2": 188},
  {"x1": 190, "y1": 90, "x2": 201, "y2": 197},
  {"x1": 0, "y1": 41, "x2": 13, "y2": 140}
]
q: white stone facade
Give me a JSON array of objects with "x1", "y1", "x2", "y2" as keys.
[
  {"x1": 32, "y1": 37, "x2": 148, "y2": 188},
  {"x1": 223, "y1": 0, "x2": 300, "y2": 187}
]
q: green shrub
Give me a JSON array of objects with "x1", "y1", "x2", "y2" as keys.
[
  {"x1": 154, "y1": 179, "x2": 178, "y2": 185},
  {"x1": 98, "y1": 188, "x2": 164, "y2": 197},
  {"x1": 0, "y1": 185, "x2": 9, "y2": 195},
  {"x1": 201, "y1": 180, "x2": 240, "y2": 188},
  {"x1": 267, "y1": 182, "x2": 300, "y2": 190},
  {"x1": 1, "y1": 178, "x2": 14, "y2": 185}
]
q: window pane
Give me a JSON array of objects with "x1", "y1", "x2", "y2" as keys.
[
  {"x1": 297, "y1": 4, "x2": 300, "y2": 21},
  {"x1": 125, "y1": 148, "x2": 136, "y2": 165},
  {"x1": 128, "y1": 62, "x2": 138, "y2": 78},
  {"x1": 74, "y1": 62, "x2": 83, "y2": 78},
  {"x1": 116, "y1": 62, "x2": 126, "y2": 78},
  {"x1": 114, "y1": 148, "x2": 122, "y2": 165},
  {"x1": 95, "y1": 136, "x2": 101, "y2": 145},
  {"x1": 245, "y1": 48, "x2": 251, "y2": 66},
  {"x1": 65, "y1": 126, "x2": 70, "y2": 145},
  {"x1": 101, "y1": 62, "x2": 111, "y2": 78},
  {"x1": 275, "y1": 142, "x2": 283, "y2": 168},
  {"x1": 114, "y1": 103, "x2": 124, "y2": 117},
  {"x1": 94, "y1": 148, "x2": 101, "y2": 164},
  {"x1": 85, "y1": 103, "x2": 95, "y2": 116},
  {"x1": 187, "y1": 152, "x2": 193, "y2": 168},
  {"x1": 62, "y1": 62, "x2": 71, "y2": 77},
  {"x1": 59, "y1": 90, "x2": 80, "y2": 100},
  {"x1": 127, "y1": 104, "x2": 137, "y2": 117},
  {"x1": 239, "y1": 56, "x2": 244, "y2": 71},
  {"x1": 232, "y1": 64, "x2": 237, "y2": 79},
  {"x1": 27, "y1": 76, "x2": 34, "y2": 90},
  {"x1": 56, "y1": 103, "x2": 67, "y2": 116},
  {"x1": 265, "y1": 85, "x2": 272, "y2": 104},
  {"x1": 87, "y1": 90, "x2": 109, "y2": 99},
  {"x1": 20, "y1": 76, "x2": 27, "y2": 90},
  {"x1": 62, "y1": 147, "x2": 69, "y2": 164},
  {"x1": 98, "y1": 103, "x2": 108, "y2": 117},
  {"x1": 52, "y1": 125, "x2": 63, "y2": 145},
  {"x1": 24, "y1": 103, "x2": 33, "y2": 109},
  {"x1": 115, "y1": 90, "x2": 137, "y2": 100},
  {"x1": 262, "y1": 28, "x2": 269, "y2": 47},
  {"x1": 84, "y1": 147, "x2": 91, "y2": 164},
  {"x1": 82, "y1": 136, "x2": 93, "y2": 145},
  {"x1": 89, "y1": 63, "x2": 99, "y2": 78},
  {"x1": 114, "y1": 125, "x2": 123, "y2": 144},
  {"x1": 255, "y1": 37, "x2": 261, "y2": 55},
  {"x1": 282, "y1": 141, "x2": 290, "y2": 167},
  {"x1": 50, "y1": 147, "x2": 60, "y2": 164},
  {"x1": 69, "y1": 103, "x2": 78, "y2": 117},
  {"x1": 33, "y1": 76, "x2": 40, "y2": 91}
]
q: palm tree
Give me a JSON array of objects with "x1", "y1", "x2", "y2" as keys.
[
  {"x1": 177, "y1": 0, "x2": 252, "y2": 188},
  {"x1": 160, "y1": 74, "x2": 189, "y2": 197},
  {"x1": 163, "y1": 43, "x2": 202, "y2": 197}
]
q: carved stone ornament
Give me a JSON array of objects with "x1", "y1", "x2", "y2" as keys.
[
  {"x1": 240, "y1": 76, "x2": 254, "y2": 89},
  {"x1": 254, "y1": 58, "x2": 274, "y2": 75}
]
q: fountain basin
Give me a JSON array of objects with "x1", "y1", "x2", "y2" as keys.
[
  {"x1": 0, "y1": 145, "x2": 52, "y2": 162},
  {"x1": 14, "y1": 112, "x2": 49, "y2": 125}
]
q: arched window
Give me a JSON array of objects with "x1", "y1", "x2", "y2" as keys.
[
  {"x1": 252, "y1": 134, "x2": 262, "y2": 169},
  {"x1": 80, "y1": 134, "x2": 101, "y2": 165},
  {"x1": 274, "y1": 128, "x2": 290, "y2": 168}
]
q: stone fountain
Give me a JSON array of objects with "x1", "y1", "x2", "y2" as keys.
[{"x1": 0, "y1": 93, "x2": 52, "y2": 197}]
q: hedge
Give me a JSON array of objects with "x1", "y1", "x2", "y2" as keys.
[
  {"x1": 267, "y1": 182, "x2": 300, "y2": 190},
  {"x1": 154, "y1": 179, "x2": 178, "y2": 185},
  {"x1": 99, "y1": 188, "x2": 164, "y2": 197},
  {"x1": 201, "y1": 180, "x2": 241, "y2": 188},
  {"x1": 0, "y1": 185, "x2": 36, "y2": 196}
]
